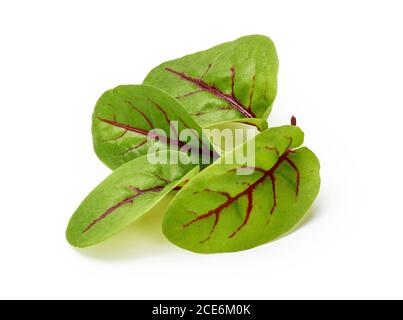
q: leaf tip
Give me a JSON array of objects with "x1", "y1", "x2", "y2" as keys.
[{"x1": 291, "y1": 116, "x2": 297, "y2": 126}]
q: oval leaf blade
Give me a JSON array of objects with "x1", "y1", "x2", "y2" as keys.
[
  {"x1": 144, "y1": 35, "x2": 279, "y2": 127},
  {"x1": 66, "y1": 151, "x2": 199, "y2": 248},
  {"x1": 162, "y1": 126, "x2": 320, "y2": 253},
  {"x1": 92, "y1": 84, "x2": 218, "y2": 169}
]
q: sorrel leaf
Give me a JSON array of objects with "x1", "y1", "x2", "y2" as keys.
[
  {"x1": 204, "y1": 118, "x2": 269, "y2": 131},
  {"x1": 144, "y1": 35, "x2": 278, "y2": 127},
  {"x1": 92, "y1": 84, "x2": 219, "y2": 169},
  {"x1": 162, "y1": 126, "x2": 320, "y2": 253},
  {"x1": 66, "y1": 151, "x2": 198, "y2": 248}
]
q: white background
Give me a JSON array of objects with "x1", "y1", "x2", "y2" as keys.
[{"x1": 1, "y1": 0, "x2": 402, "y2": 300}]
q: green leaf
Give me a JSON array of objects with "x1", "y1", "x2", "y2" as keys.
[
  {"x1": 204, "y1": 120, "x2": 261, "y2": 154},
  {"x1": 203, "y1": 118, "x2": 269, "y2": 131},
  {"x1": 92, "y1": 84, "x2": 219, "y2": 169},
  {"x1": 66, "y1": 151, "x2": 199, "y2": 248},
  {"x1": 162, "y1": 126, "x2": 320, "y2": 253},
  {"x1": 144, "y1": 35, "x2": 278, "y2": 127}
]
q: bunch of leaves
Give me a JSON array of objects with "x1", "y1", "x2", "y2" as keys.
[{"x1": 66, "y1": 35, "x2": 321, "y2": 253}]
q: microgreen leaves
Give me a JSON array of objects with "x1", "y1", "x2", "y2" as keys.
[
  {"x1": 67, "y1": 151, "x2": 198, "y2": 247},
  {"x1": 163, "y1": 126, "x2": 320, "y2": 253},
  {"x1": 67, "y1": 35, "x2": 321, "y2": 254},
  {"x1": 92, "y1": 85, "x2": 218, "y2": 169},
  {"x1": 144, "y1": 35, "x2": 278, "y2": 127}
]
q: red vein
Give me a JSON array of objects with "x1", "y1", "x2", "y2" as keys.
[
  {"x1": 201, "y1": 63, "x2": 212, "y2": 79},
  {"x1": 176, "y1": 90, "x2": 204, "y2": 99},
  {"x1": 151, "y1": 174, "x2": 171, "y2": 185},
  {"x1": 190, "y1": 106, "x2": 233, "y2": 116},
  {"x1": 148, "y1": 100, "x2": 171, "y2": 126},
  {"x1": 285, "y1": 158, "x2": 300, "y2": 195},
  {"x1": 200, "y1": 212, "x2": 220, "y2": 243},
  {"x1": 122, "y1": 140, "x2": 148, "y2": 155},
  {"x1": 125, "y1": 101, "x2": 153, "y2": 129},
  {"x1": 178, "y1": 119, "x2": 220, "y2": 160},
  {"x1": 105, "y1": 129, "x2": 128, "y2": 142},
  {"x1": 229, "y1": 192, "x2": 253, "y2": 238},
  {"x1": 182, "y1": 168, "x2": 269, "y2": 241},
  {"x1": 165, "y1": 67, "x2": 255, "y2": 118},
  {"x1": 149, "y1": 97, "x2": 218, "y2": 160},
  {"x1": 97, "y1": 117, "x2": 184, "y2": 147},
  {"x1": 203, "y1": 189, "x2": 231, "y2": 199},
  {"x1": 147, "y1": 100, "x2": 180, "y2": 140},
  {"x1": 183, "y1": 147, "x2": 301, "y2": 242},
  {"x1": 268, "y1": 174, "x2": 277, "y2": 216},
  {"x1": 248, "y1": 76, "x2": 256, "y2": 110},
  {"x1": 98, "y1": 117, "x2": 217, "y2": 160},
  {"x1": 265, "y1": 146, "x2": 280, "y2": 158},
  {"x1": 82, "y1": 186, "x2": 164, "y2": 233},
  {"x1": 230, "y1": 66, "x2": 236, "y2": 98},
  {"x1": 172, "y1": 179, "x2": 191, "y2": 191}
]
